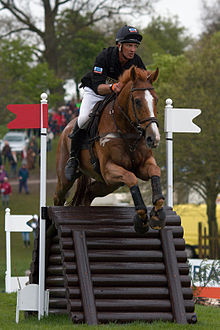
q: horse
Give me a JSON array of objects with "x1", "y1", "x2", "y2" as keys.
[{"x1": 54, "y1": 66, "x2": 166, "y2": 233}]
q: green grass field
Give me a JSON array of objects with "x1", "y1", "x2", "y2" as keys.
[
  {"x1": 0, "y1": 293, "x2": 219, "y2": 329},
  {"x1": 0, "y1": 135, "x2": 219, "y2": 328}
]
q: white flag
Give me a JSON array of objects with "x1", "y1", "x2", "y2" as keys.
[{"x1": 164, "y1": 108, "x2": 201, "y2": 133}]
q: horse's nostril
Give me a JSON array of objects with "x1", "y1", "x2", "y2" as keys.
[
  {"x1": 146, "y1": 136, "x2": 156, "y2": 148},
  {"x1": 147, "y1": 136, "x2": 153, "y2": 144}
]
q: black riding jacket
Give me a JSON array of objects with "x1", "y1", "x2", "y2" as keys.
[{"x1": 81, "y1": 47, "x2": 146, "y2": 94}]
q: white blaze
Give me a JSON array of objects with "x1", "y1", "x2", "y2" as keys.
[{"x1": 145, "y1": 90, "x2": 160, "y2": 141}]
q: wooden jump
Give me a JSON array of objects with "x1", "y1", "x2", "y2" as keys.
[{"x1": 29, "y1": 206, "x2": 197, "y2": 325}]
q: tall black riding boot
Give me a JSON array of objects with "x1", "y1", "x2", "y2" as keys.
[{"x1": 64, "y1": 121, "x2": 85, "y2": 181}]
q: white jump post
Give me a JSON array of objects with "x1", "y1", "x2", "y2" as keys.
[
  {"x1": 164, "y1": 98, "x2": 201, "y2": 208},
  {"x1": 38, "y1": 93, "x2": 48, "y2": 319}
]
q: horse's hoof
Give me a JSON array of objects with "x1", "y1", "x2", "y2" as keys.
[
  {"x1": 133, "y1": 214, "x2": 149, "y2": 234},
  {"x1": 149, "y1": 207, "x2": 166, "y2": 230}
]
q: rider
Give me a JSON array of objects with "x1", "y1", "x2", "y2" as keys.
[{"x1": 65, "y1": 25, "x2": 146, "y2": 181}]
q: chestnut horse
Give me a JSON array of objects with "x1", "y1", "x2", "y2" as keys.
[{"x1": 54, "y1": 66, "x2": 165, "y2": 233}]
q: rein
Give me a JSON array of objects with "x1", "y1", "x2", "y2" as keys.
[{"x1": 109, "y1": 85, "x2": 159, "y2": 152}]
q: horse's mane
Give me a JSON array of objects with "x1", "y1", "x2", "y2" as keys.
[{"x1": 119, "y1": 66, "x2": 149, "y2": 85}]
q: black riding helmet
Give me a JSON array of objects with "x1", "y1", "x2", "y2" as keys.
[{"x1": 116, "y1": 25, "x2": 142, "y2": 45}]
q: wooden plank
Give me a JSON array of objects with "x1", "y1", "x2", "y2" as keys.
[
  {"x1": 67, "y1": 299, "x2": 194, "y2": 312},
  {"x1": 73, "y1": 231, "x2": 98, "y2": 325},
  {"x1": 58, "y1": 225, "x2": 184, "y2": 239},
  {"x1": 66, "y1": 286, "x2": 193, "y2": 300},
  {"x1": 161, "y1": 228, "x2": 188, "y2": 324},
  {"x1": 86, "y1": 237, "x2": 185, "y2": 250}
]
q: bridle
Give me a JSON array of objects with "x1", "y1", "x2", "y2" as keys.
[{"x1": 109, "y1": 84, "x2": 159, "y2": 151}]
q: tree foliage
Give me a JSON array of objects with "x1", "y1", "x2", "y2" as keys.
[
  {"x1": 56, "y1": 9, "x2": 107, "y2": 97},
  {"x1": 201, "y1": 0, "x2": 220, "y2": 35},
  {"x1": 0, "y1": 38, "x2": 61, "y2": 125},
  {"x1": 139, "y1": 16, "x2": 191, "y2": 65}
]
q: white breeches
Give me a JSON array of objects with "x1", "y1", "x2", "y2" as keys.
[{"x1": 77, "y1": 87, "x2": 105, "y2": 128}]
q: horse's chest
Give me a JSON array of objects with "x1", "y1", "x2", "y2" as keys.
[
  {"x1": 97, "y1": 138, "x2": 146, "y2": 170},
  {"x1": 109, "y1": 146, "x2": 140, "y2": 169}
]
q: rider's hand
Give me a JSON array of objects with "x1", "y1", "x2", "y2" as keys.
[{"x1": 111, "y1": 82, "x2": 123, "y2": 93}]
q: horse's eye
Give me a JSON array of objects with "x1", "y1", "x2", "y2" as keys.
[
  {"x1": 155, "y1": 97, "x2": 159, "y2": 105},
  {"x1": 135, "y1": 98, "x2": 142, "y2": 107}
]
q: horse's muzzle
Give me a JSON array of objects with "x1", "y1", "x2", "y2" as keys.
[{"x1": 146, "y1": 136, "x2": 159, "y2": 148}]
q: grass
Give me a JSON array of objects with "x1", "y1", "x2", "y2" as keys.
[
  {"x1": 0, "y1": 294, "x2": 219, "y2": 329},
  {"x1": 0, "y1": 135, "x2": 219, "y2": 328}
]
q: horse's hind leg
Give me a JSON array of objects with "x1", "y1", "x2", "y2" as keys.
[
  {"x1": 54, "y1": 179, "x2": 74, "y2": 206},
  {"x1": 86, "y1": 181, "x2": 122, "y2": 205}
]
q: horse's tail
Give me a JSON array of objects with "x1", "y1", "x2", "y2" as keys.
[{"x1": 70, "y1": 175, "x2": 91, "y2": 206}]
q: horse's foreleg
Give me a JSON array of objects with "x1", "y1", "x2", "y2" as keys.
[
  {"x1": 130, "y1": 184, "x2": 149, "y2": 233},
  {"x1": 138, "y1": 158, "x2": 166, "y2": 230},
  {"x1": 103, "y1": 163, "x2": 149, "y2": 233},
  {"x1": 150, "y1": 176, "x2": 166, "y2": 230}
]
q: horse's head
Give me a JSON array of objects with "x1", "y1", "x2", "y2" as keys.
[{"x1": 118, "y1": 66, "x2": 160, "y2": 148}]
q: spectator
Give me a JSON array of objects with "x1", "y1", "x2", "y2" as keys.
[
  {"x1": 50, "y1": 109, "x2": 61, "y2": 136},
  {"x1": 67, "y1": 98, "x2": 77, "y2": 112},
  {"x1": 22, "y1": 231, "x2": 30, "y2": 248},
  {"x1": 0, "y1": 176, "x2": 12, "y2": 209},
  {"x1": 9, "y1": 151, "x2": 17, "y2": 178},
  {"x1": 65, "y1": 108, "x2": 74, "y2": 123},
  {"x1": 2, "y1": 141, "x2": 12, "y2": 164},
  {"x1": 47, "y1": 127, "x2": 54, "y2": 152},
  {"x1": 21, "y1": 146, "x2": 27, "y2": 165},
  {"x1": 28, "y1": 136, "x2": 38, "y2": 167},
  {"x1": 0, "y1": 165, "x2": 8, "y2": 184},
  {"x1": 58, "y1": 106, "x2": 67, "y2": 131},
  {"x1": 18, "y1": 163, "x2": 29, "y2": 194},
  {"x1": 28, "y1": 136, "x2": 38, "y2": 155},
  {"x1": 27, "y1": 142, "x2": 36, "y2": 170}
]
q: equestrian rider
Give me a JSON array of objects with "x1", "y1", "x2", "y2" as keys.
[{"x1": 65, "y1": 25, "x2": 146, "y2": 181}]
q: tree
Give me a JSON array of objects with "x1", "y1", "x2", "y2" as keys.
[
  {"x1": 151, "y1": 32, "x2": 220, "y2": 257},
  {"x1": 201, "y1": 0, "x2": 220, "y2": 35},
  {"x1": 139, "y1": 16, "x2": 191, "y2": 65},
  {"x1": 56, "y1": 9, "x2": 106, "y2": 98}
]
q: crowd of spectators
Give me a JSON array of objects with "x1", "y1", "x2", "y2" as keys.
[{"x1": 48, "y1": 98, "x2": 80, "y2": 137}]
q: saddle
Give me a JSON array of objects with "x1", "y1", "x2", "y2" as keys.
[{"x1": 81, "y1": 93, "x2": 116, "y2": 173}]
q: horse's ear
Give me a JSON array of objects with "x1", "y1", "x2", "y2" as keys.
[
  {"x1": 147, "y1": 67, "x2": 159, "y2": 83},
  {"x1": 130, "y1": 66, "x2": 136, "y2": 81}
]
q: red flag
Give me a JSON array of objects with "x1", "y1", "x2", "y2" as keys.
[{"x1": 7, "y1": 104, "x2": 48, "y2": 129}]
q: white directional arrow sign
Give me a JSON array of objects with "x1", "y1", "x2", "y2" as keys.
[
  {"x1": 164, "y1": 99, "x2": 201, "y2": 133},
  {"x1": 5, "y1": 214, "x2": 33, "y2": 232}
]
